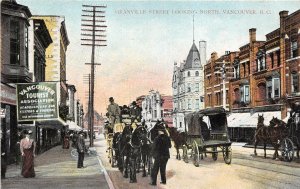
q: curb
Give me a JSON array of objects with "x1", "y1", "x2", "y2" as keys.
[{"x1": 97, "y1": 155, "x2": 115, "y2": 189}]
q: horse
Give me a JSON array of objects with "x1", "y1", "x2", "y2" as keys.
[
  {"x1": 117, "y1": 124, "x2": 133, "y2": 178},
  {"x1": 254, "y1": 115, "x2": 287, "y2": 159},
  {"x1": 165, "y1": 125, "x2": 186, "y2": 160},
  {"x1": 127, "y1": 125, "x2": 148, "y2": 182}
]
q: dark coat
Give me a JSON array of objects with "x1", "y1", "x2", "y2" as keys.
[
  {"x1": 152, "y1": 134, "x2": 171, "y2": 159},
  {"x1": 77, "y1": 134, "x2": 85, "y2": 153}
]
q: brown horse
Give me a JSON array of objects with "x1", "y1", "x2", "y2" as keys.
[
  {"x1": 254, "y1": 115, "x2": 287, "y2": 159},
  {"x1": 166, "y1": 125, "x2": 186, "y2": 160}
]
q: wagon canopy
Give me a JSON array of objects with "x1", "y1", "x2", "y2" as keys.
[{"x1": 184, "y1": 107, "x2": 228, "y2": 135}]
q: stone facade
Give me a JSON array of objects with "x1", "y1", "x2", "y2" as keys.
[{"x1": 172, "y1": 41, "x2": 206, "y2": 131}]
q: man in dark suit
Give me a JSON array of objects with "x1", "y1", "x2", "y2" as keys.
[
  {"x1": 150, "y1": 129, "x2": 171, "y2": 186},
  {"x1": 77, "y1": 131, "x2": 86, "y2": 168}
]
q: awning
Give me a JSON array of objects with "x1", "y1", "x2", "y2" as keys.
[
  {"x1": 37, "y1": 117, "x2": 67, "y2": 129},
  {"x1": 227, "y1": 111, "x2": 281, "y2": 128},
  {"x1": 66, "y1": 120, "x2": 82, "y2": 131}
]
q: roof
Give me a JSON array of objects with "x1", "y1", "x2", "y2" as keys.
[{"x1": 184, "y1": 43, "x2": 201, "y2": 69}]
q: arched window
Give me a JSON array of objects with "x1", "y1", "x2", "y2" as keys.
[
  {"x1": 187, "y1": 71, "x2": 190, "y2": 77},
  {"x1": 195, "y1": 71, "x2": 199, "y2": 76}
]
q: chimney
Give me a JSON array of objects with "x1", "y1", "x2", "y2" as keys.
[
  {"x1": 199, "y1": 40, "x2": 207, "y2": 66},
  {"x1": 249, "y1": 28, "x2": 256, "y2": 43},
  {"x1": 279, "y1": 11, "x2": 289, "y2": 31}
]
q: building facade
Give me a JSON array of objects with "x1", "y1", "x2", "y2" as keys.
[
  {"x1": 1, "y1": 0, "x2": 32, "y2": 163},
  {"x1": 172, "y1": 41, "x2": 206, "y2": 131},
  {"x1": 32, "y1": 15, "x2": 70, "y2": 106},
  {"x1": 141, "y1": 90, "x2": 162, "y2": 128}
]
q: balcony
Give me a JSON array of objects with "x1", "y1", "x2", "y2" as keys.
[{"x1": 1, "y1": 64, "x2": 32, "y2": 82}]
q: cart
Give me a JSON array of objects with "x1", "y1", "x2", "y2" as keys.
[{"x1": 182, "y1": 107, "x2": 232, "y2": 166}]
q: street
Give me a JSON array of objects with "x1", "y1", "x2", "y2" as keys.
[
  {"x1": 2, "y1": 134, "x2": 300, "y2": 189},
  {"x1": 95, "y1": 134, "x2": 300, "y2": 189}
]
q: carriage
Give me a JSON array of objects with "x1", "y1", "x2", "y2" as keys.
[
  {"x1": 182, "y1": 107, "x2": 232, "y2": 166},
  {"x1": 283, "y1": 102, "x2": 300, "y2": 161},
  {"x1": 106, "y1": 114, "x2": 132, "y2": 167}
]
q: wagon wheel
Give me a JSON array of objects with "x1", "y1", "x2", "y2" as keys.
[
  {"x1": 192, "y1": 141, "x2": 200, "y2": 167},
  {"x1": 212, "y1": 147, "x2": 218, "y2": 161},
  {"x1": 222, "y1": 146, "x2": 232, "y2": 164},
  {"x1": 183, "y1": 145, "x2": 189, "y2": 163},
  {"x1": 281, "y1": 138, "x2": 294, "y2": 162}
]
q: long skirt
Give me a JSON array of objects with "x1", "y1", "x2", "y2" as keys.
[{"x1": 22, "y1": 147, "x2": 35, "y2": 178}]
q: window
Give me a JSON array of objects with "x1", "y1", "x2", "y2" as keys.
[
  {"x1": 243, "y1": 63, "x2": 246, "y2": 77},
  {"x1": 291, "y1": 72, "x2": 299, "y2": 94},
  {"x1": 234, "y1": 65, "x2": 240, "y2": 79},
  {"x1": 195, "y1": 99, "x2": 199, "y2": 110},
  {"x1": 273, "y1": 78, "x2": 280, "y2": 98},
  {"x1": 240, "y1": 85, "x2": 250, "y2": 102},
  {"x1": 276, "y1": 50, "x2": 281, "y2": 66},
  {"x1": 291, "y1": 41, "x2": 298, "y2": 58},
  {"x1": 10, "y1": 20, "x2": 20, "y2": 65},
  {"x1": 179, "y1": 122, "x2": 182, "y2": 128},
  {"x1": 187, "y1": 83, "x2": 191, "y2": 92},
  {"x1": 270, "y1": 53, "x2": 274, "y2": 68},
  {"x1": 188, "y1": 99, "x2": 191, "y2": 109},
  {"x1": 257, "y1": 52, "x2": 266, "y2": 72},
  {"x1": 244, "y1": 85, "x2": 250, "y2": 102},
  {"x1": 195, "y1": 71, "x2": 199, "y2": 76},
  {"x1": 195, "y1": 83, "x2": 199, "y2": 92},
  {"x1": 187, "y1": 71, "x2": 191, "y2": 77},
  {"x1": 25, "y1": 26, "x2": 28, "y2": 68}
]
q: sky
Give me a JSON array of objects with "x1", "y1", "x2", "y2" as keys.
[{"x1": 17, "y1": 0, "x2": 300, "y2": 115}]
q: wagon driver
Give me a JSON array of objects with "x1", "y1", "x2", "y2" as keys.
[{"x1": 107, "y1": 97, "x2": 121, "y2": 128}]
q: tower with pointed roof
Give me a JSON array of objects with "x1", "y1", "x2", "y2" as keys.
[{"x1": 172, "y1": 40, "x2": 206, "y2": 131}]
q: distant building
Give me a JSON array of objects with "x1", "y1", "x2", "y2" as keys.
[
  {"x1": 32, "y1": 15, "x2": 70, "y2": 106},
  {"x1": 172, "y1": 41, "x2": 206, "y2": 131},
  {"x1": 161, "y1": 95, "x2": 173, "y2": 127},
  {"x1": 141, "y1": 90, "x2": 162, "y2": 128}
]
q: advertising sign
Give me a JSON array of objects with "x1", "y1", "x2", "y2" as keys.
[{"x1": 16, "y1": 82, "x2": 58, "y2": 121}]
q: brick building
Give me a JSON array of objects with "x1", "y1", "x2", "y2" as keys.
[{"x1": 204, "y1": 51, "x2": 239, "y2": 110}]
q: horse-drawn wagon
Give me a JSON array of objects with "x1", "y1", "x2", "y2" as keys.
[
  {"x1": 106, "y1": 114, "x2": 132, "y2": 167},
  {"x1": 182, "y1": 107, "x2": 232, "y2": 166}
]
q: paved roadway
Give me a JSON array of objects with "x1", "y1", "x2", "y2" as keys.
[{"x1": 95, "y1": 134, "x2": 300, "y2": 189}]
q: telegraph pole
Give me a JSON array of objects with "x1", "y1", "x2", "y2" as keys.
[
  {"x1": 81, "y1": 4, "x2": 107, "y2": 146},
  {"x1": 215, "y1": 60, "x2": 234, "y2": 110}
]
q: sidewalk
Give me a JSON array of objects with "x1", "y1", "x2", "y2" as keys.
[{"x1": 1, "y1": 140, "x2": 110, "y2": 189}]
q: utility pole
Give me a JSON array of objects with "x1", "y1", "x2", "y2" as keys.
[
  {"x1": 215, "y1": 60, "x2": 234, "y2": 110},
  {"x1": 81, "y1": 5, "x2": 107, "y2": 147}
]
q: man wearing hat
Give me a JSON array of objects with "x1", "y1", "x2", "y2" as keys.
[
  {"x1": 20, "y1": 130, "x2": 35, "y2": 178},
  {"x1": 107, "y1": 97, "x2": 121, "y2": 128},
  {"x1": 77, "y1": 130, "x2": 86, "y2": 168},
  {"x1": 130, "y1": 101, "x2": 141, "y2": 123},
  {"x1": 150, "y1": 128, "x2": 171, "y2": 186}
]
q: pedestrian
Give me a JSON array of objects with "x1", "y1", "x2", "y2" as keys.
[
  {"x1": 77, "y1": 130, "x2": 86, "y2": 168},
  {"x1": 20, "y1": 130, "x2": 36, "y2": 178},
  {"x1": 150, "y1": 129, "x2": 171, "y2": 186},
  {"x1": 63, "y1": 132, "x2": 70, "y2": 149}
]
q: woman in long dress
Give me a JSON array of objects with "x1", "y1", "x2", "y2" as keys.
[{"x1": 20, "y1": 130, "x2": 36, "y2": 178}]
